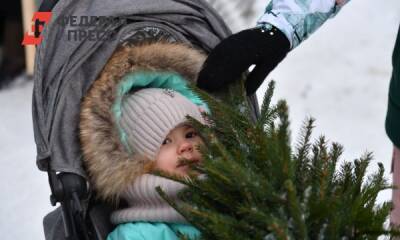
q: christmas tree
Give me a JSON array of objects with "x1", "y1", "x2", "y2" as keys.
[{"x1": 157, "y1": 80, "x2": 398, "y2": 239}]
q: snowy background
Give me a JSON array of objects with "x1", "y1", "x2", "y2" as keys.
[{"x1": 0, "y1": 1, "x2": 399, "y2": 239}]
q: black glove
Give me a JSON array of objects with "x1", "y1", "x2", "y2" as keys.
[{"x1": 197, "y1": 25, "x2": 290, "y2": 96}]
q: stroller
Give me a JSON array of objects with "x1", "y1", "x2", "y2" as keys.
[{"x1": 33, "y1": 0, "x2": 260, "y2": 239}]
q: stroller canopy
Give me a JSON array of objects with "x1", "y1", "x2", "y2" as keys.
[{"x1": 32, "y1": 0, "x2": 232, "y2": 178}]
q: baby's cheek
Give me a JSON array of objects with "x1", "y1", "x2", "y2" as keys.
[
  {"x1": 154, "y1": 159, "x2": 169, "y2": 171},
  {"x1": 155, "y1": 155, "x2": 178, "y2": 173}
]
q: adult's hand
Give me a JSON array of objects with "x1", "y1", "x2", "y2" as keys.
[
  {"x1": 197, "y1": 0, "x2": 351, "y2": 95},
  {"x1": 197, "y1": 25, "x2": 290, "y2": 96}
]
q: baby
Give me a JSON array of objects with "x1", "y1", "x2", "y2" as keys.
[{"x1": 80, "y1": 78, "x2": 208, "y2": 240}]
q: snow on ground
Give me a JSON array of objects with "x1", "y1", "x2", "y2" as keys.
[
  {"x1": 0, "y1": 77, "x2": 52, "y2": 239},
  {"x1": 0, "y1": 1, "x2": 399, "y2": 240}
]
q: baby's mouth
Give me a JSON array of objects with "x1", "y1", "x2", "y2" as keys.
[{"x1": 176, "y1": 157, "x2": 200, "y2": 168}]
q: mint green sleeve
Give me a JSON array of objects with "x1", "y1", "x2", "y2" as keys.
[
  {"x1": 257, "y1": 0, "x2": 350, "y2": 49},
  {"x1": 107, "y1": 223, "x2": 146, "y2": 240},
  {"x1": 107, "y1": 222, "x2": 200, "y2": 240}
]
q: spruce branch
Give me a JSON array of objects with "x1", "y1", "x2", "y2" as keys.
[{"x1": 157, "y1": 80, "x2": 397, "y2": 239}]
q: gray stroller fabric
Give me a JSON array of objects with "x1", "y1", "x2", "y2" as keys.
[{"x1": 32, "y1": 0, "x2": 232, "y2": 177}]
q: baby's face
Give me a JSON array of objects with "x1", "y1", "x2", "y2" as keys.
[{"x1": 154, "y1": 124, "x2": 203, "y2": 176}]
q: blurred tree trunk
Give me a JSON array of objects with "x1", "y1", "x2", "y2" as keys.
[{"x1": 205, "y1": 0, "x2": 259, "y2": 32}]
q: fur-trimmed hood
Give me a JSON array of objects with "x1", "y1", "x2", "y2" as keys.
[{"x1": 79, "y1": 42, "x2": 206, "y2": 201}]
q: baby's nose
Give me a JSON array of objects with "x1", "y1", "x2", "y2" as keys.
[{"x1": 178, "y1": 141, "x2": 193, "y2": 154}]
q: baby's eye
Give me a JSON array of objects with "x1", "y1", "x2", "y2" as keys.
[
  {"x1": 186, "y1": 131, "x2": 198, "y2": 138},
  {"x1": 162, "y1": 138, "x2": 172, "y2": 145}
]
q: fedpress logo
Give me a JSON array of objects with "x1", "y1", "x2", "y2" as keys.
[
  {"x1": 22, "y1": 12, "x2": 52, "y2": 46},
  {"x1": 22, "y1": 13, "x2": 127, "y2": 46},
  {"x1": 57, "y1": 16, "x2": 127, "y2": 41}
]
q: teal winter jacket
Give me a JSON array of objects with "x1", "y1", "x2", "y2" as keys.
[{"x1": 107, "y1": 222, "x2": 200, "y2": 240}]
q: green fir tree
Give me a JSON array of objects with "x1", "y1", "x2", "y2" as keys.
[{"x1": 156, "y1": 80, "x2": 399, "y2": 240}]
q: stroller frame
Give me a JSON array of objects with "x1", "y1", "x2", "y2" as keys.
[{"x1": 34, "y1": 0, "x2": 259, "y2": 239}]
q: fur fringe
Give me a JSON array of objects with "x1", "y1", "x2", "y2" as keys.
[{"x1": 79, "y1": 42, "x2": 206, "y2": 201}]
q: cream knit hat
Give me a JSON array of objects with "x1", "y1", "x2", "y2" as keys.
[
  {"x1": 110, "y1": 88, "x2": 207, "y2": 224},
  {"x1": 117, "y1": 88, "x2": 206, "y2": 160}
]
